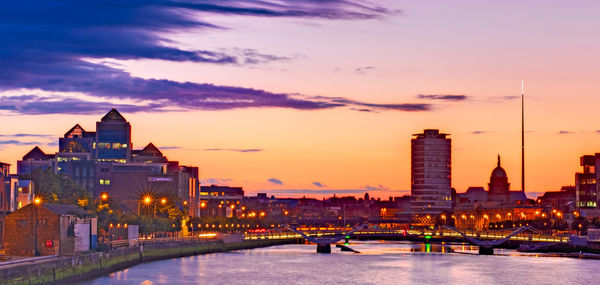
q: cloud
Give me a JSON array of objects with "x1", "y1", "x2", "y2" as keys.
[
  {"x1": 595, "y1": 130, "x2": 600, "y2": 134},
  {"x1": 0, "y1": 1, "x2": 416, "y2": 115},
  {"x1": 0, "y1": 133, "x2": 53, "y2": 138},
  {"x1": 488, "y1": 96, "x2": 520, "y2": 103},
  {"x1": 0, "y1": 139, "x2": 45, "y2": 146},
  {"x1": 201, "y1": 177, "x2": 233, "y2": 185},
  {"x1": 558, "y1": 130, "x2": 574, "y2": 135},
  {"x1": 312, "y1": 182, "x2": 325, "y2": 188},
  {"x1": 268, "y1": 178, "x2": 284, "y2": 185},
  {"x1": 471, "y1": 130, "x2": 488, "y2": 135},
  {"x1": 159, "y1": 146, "x2": 182, "y2": 150},
  {"x1": 355, "y1": 66, "x2": 375, "y2": 73},
  {"x1": 417, "y1": 94, "x2": 468, "y2": 101},
  {"x1": 362, "y1": 184, "x2": 390, "y2": 191},
  {"x1": 204, "y1": 148, "x2": 264, "y2": 153}
]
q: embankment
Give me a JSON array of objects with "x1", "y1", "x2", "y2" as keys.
[{"x1": 0, "y1": 238, "x2": 297, "y2": 285}]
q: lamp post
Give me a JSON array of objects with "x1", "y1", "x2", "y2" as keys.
[{"x1": 33, "y1": 197, "x2": 41, "y2": 256}]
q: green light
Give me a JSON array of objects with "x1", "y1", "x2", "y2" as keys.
[
  {"x1": 344, "y1": 242, "x2": 349, "y2": 245},
  {"x1": 425, "y1": 235, "x2": 432, "y2": 239},
  {"x1": 345, "y1": 236, "x2": 350, "y2": 239}
]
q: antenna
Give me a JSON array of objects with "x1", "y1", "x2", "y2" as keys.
[{"x1": 521, "y1": 80, "x2": 525, "y2": 194}]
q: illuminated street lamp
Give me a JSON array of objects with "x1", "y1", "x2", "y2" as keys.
[
  {"x1": 34, "y1": 197, "x2": 42, "y2": 205},
  {"x1": 161, "y1": 198, "x2": 167, "y2": 205},
  {"x1": 101, "y1": 193, "x2": 109, "y2": 201},
  {"x1": 200, "y1": 202, "x2": 206, "y2": 208}
]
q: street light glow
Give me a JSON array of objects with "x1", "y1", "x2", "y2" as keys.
[{"x1": 144, "y1": 196, "x2": 151, "y2": 204}]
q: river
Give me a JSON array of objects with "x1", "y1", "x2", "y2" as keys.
[{"x1": 82, "y1": 241, "x2": 600, "y2": 284}]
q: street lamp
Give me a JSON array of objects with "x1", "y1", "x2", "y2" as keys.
[
  {"x1": 161, "y1": 198, "x2": 167, "y2": 205},
  {"x1": 101, "y1": 193, "x2": 109, "y2": 201}
]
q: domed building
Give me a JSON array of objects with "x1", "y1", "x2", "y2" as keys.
[{"x1": 487, "y1": 155, "x2": 511, "y2": 205}]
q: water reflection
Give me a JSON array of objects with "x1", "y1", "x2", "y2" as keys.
[{"x1": 83, "y1": 241, "x2": 600, "y2": 285}]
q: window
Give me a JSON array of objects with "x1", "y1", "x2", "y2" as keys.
[{"x1": 99, "y1": 179, "x2": 111, "y2": 185}]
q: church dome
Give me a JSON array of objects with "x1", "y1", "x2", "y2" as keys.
[{"x1": 491, "y1": 155, "x2": 507, "y2": 178}]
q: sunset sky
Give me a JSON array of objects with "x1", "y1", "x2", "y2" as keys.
[{"x1": 1, "y1": 1, "x2": 599, "y2": 198}]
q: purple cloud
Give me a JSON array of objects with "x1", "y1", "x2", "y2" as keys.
[
  {"x1": 204, "y1": 148, "x2": 264, "y2": 153},
  {"x1": 417, "y1": 94, "x2": 468, "y2": 101},
  {"x1": 268, "y1": 178, "x2": 284, "y2": 185},
  {"x1": 0, "y1": 1, "x2": 419, "y2": 115},
  {"x1": 312, "y1": 182, "x2": 325, "y2": 188}
]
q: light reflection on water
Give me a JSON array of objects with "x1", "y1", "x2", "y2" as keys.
[{"x1": 82, "y1": 241, "x2": 600, "y2": 285}]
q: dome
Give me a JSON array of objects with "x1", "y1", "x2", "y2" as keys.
[{"x1": 491, "y1": 155, "x2": 507, "y2": 178}]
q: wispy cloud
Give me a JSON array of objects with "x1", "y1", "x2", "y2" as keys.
[
  {"x1": 0, "y1": 133, "x2": 53, "y2": 138},
  {"x1": 0, "y1": 139, "x2": 45, "y2": 146},
  {"x1": 201, "y1": 178, "x2": 233, "y2": 185},
  {"x1": 355, "y1": 66, "x2": 375, "y2": 73},
  {"x1": 417, "y1": 94, "x2": 468, "y2": 101},
  {"x1": 471, "y1": 130, "x2": 489, "y2": 135},
  {"x1": 204, "y1": 148, "x2": 264, "y2": 153},
  {"x1": 362, "y1": 184, "x2": 390, "y2": 191},
  {"x1": 268, "y1": 178, "x2": 284, "y2": 185},
  {"x1": 159, "y1": 146, "x2": 182, "y2": 150},
  {"x1": 312, "y1": 182, "x2": 325, "y2": 188},
  {"x1": 558, "y1": 130, "x2": 574, "y2": 135}
]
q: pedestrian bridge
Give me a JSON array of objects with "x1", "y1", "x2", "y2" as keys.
[{"x1": 244, "y1": 226, "x2": 569, "y2": 254}]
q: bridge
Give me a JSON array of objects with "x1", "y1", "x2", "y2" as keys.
[
  {"x1": 285, "y1": 224, "x2": 366, "y2": 253},
  {"x1": 244, "y1": 226, "x2": 569, "y2": 254},
  {"x1": 442, "y1": 226, "x2": 538, "y2": 254}
]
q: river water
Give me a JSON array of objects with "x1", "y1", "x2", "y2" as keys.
[{"x1": 83, "y1": 241, "x2": 600, "y2": 284}]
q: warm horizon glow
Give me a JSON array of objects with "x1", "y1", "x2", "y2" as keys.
[{"x1": 1, "y1": 1, "x2": 599, "y2": 200}]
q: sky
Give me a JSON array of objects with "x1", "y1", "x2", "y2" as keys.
[{"x1": 1, "y1": 0, "x2": 599, "y2": 199}]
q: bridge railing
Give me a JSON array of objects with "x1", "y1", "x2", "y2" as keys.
[{"x1": 244, "y1": 228, "x2": 569, "y2": 243}]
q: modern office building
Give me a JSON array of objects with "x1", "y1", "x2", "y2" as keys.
[
  {"x1": 410, "y1": 129, "x2": 452, "y2": 215},
  {"x1": 15, "y1": 109, "x2": 201, "y2": 216},
  {"x1": 95, "y1": 109, "x2": 132, "y2": 162},
  {"x1": 576, "y1": 154, "x2": 599, "y2": 214}
]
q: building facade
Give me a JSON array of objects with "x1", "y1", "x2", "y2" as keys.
[
  {"x1": 15, "y1": 109, "x2": 201, "y2": 216},
  {"x1": 576, "y1": 154, "x2": 599, "y2": 215},
  {"x1": 410, "y1": 129, "x2": 452, "y2": 215}
]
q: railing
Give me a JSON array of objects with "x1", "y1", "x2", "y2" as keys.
[{"x1": 244, "y1": 228, "x2": 569, "y2": 243}]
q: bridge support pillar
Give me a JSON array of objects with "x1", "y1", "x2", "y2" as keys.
[
  {"x1": 317, "y1": 244, "x2": 331, "y2": 254},
  {"x1": 479, "y1": 246, "x2": 494, "y2": 255}
]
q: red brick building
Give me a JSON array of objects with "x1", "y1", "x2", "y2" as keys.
[{"x1": 3, "y1": 203, "x2": 90, "y2": 256}]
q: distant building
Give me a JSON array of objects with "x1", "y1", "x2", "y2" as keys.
[
  {"x1": 410, "y1": 129, "x2": 452, "y2": 215},
  {"x1": 200, "y1": 185, "x2": 244, "y2": 217},
  {"x1": 575, "y1": 154, "x2": 600, "y2": 216},
  {"x1": 0, "y1": 163, "x2": 18, "y2": 214}
]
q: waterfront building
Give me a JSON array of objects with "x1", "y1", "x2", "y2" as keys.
[
  {"x1": 3, "y1": 203, "x2": 96, "y2": 256},
  {"x1": 200, "y1": 185, "x2": 244, "y2": 217},
  {"x1": 0, "y1": 163, "x2": 18, "y2": 214},
  {"x1": 454, "y1": 156, "x2": 533, "y2": 229},
  {"x1": 95, "y1": 109, "x2": 132, "y2": 162},
  {"x1": 14, "y1": 109, "x2": 201, "y2": 216},
  {"x1": 575, "y1": 154, "x2": 600, "y2": 217},
  {"x1": 410, "y1": 129, "x2": 452, "y2": 215}
]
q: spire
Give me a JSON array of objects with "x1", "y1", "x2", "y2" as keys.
[{"x1": 497, "y1": 154, "x2": 501, "y2": 167}]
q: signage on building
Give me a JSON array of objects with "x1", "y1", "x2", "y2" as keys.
[
  {"x1": 45, "y1": 240, "x2": 53, "y2": 248},
  {"x1": 148, "y1": 177, "x2": 173, "y2": 182}
]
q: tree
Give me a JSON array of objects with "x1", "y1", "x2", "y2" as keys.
[{"x1": 29, "y1": 168, "x2": 93, "y2": 210}]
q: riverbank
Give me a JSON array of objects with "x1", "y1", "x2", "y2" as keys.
[{"x1": 0, "y1": 238, "x2": 298, "y2": 285}]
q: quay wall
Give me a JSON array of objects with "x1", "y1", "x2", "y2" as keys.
[{"x1": 0, "y1": 239, "x2": 297, "y2": 285}]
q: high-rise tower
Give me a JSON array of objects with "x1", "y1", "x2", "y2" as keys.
[
  {"x1": 95, "y1": 109, "x2": 132, "y2": 162},
  {"x1": 410, "y1": 129, "x2": 452, "y2": 215}
]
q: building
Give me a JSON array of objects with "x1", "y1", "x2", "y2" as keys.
[
  {"x1": 3, "y1": 203, "x2": 96, "y2": 256},
  {"x1": 454, "y1": 156, "x2": 535, "y2": 229},
  {"x1": 410, "y1": 129, "x2": 452, "y2": 215},
  {"x1": 575, "y1": 154, "x2": 600, "y2": 216},
  {"x1": 200, "y1": 185, "x2": 244, "y2": 217},
  {"x1": 15, "y1": 109, "x2": 201, "y2": 216}
]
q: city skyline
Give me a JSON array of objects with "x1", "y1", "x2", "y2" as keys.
[{"x1": 2, "y1": 1, "x2": 600, "y2": 198}]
